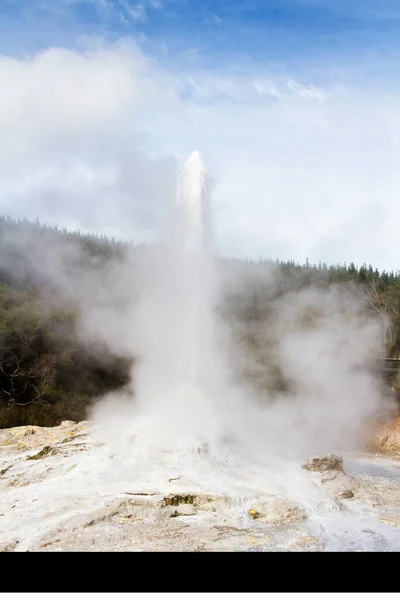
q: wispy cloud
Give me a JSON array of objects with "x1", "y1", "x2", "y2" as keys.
[
  {"x1": 20, "y1": 0, "x2": 172, "y2": 25},
  {"x1": 286, "y1": 79, "x2": 324, "y2": 101},
  {"x1": 113, "y1": 0, "x2": 172, "y2": 24},
  {"x1": 0, "y1": 0, "x2": 174, "y2": 56}
]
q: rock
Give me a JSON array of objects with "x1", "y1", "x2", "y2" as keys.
[
  {"x1": 301, "y1": 455, "x2": 357, "y2": 501},
  {"x1": 371, "y1": 423, "x2": 394, "y2": 451},
  {"x1": 0, "y1": 539, "x2": 19, "y2": 552},
  {"x1": 60, "y1": 421, "x2": 76, "y2": 428},
  {"x1": 302, "y1": 454, "x2": 344, "y2": 473},
  {"x1": 0, "y1": 423, "x2": 92, "y2": 454},
  {"x1": 371, "y1": 416, "x2": 400, "y2": 457},
  {"x1": 382, "y1": 430, "x2": 400, "y2": 456},
  {"x1": 337, "y1": 488, "x2": 354, "y2": 499},
  {"x1": 314, "y1": 470, "x2": 357, "y2": 502},
  {"x1": 9, "y1": 426, "x2": 39, "y2": 438},
  {"x1": 248, "y1": 498, "x2": 307, "y2": 525}
]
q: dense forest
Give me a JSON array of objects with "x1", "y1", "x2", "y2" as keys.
[{"x1": 0, "y1": 214, "x2": 399, "y2": 428}]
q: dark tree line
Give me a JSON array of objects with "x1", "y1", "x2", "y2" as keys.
[{"x1": 0, "y1": 215, "x2": 399, "y2": 427}]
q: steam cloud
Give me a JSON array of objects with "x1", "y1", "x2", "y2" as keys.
[
  {"x1": 83, "y1": 152, "x2": 392, "y2": 466},
  {"x1": 0, "y1": 150, "x2": 394, "y2": 516}
]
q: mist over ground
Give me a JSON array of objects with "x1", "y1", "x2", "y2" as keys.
[{"x1": 0, "y1": 197, "x2": 394, "y2": 465}]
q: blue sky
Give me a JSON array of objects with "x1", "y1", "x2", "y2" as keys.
[
  {"x1": 2, "y1": 0, "x2": 400, "y2": 73},
  {"x1": 1, "y1": 0, "x2": 400, "y2": 269}
]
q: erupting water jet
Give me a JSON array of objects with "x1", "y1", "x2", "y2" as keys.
[{"x1": 122, "y1": 149, "x2": 233, "y2": 455}]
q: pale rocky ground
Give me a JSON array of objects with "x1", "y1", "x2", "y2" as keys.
[{"x1": 1, "y1": 420, "x2": 400, "y2": 552}]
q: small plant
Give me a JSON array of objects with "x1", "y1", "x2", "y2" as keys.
[
  {"x1": 26, "y1": 445, "x2": 54, "y2": 460},
  {"x1": 163, "y1": 494, "x2": 195, "y2": 506}
]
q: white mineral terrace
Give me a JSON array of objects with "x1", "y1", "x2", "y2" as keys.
[{"x1": 1, "y1": 421, "x2": 400, "y2": 552}]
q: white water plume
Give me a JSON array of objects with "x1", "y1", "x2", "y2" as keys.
[{"x1": 97, "y1": 150, "x2": 235, "y2": 456}]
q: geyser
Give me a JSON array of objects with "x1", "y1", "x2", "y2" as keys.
[
  {"x1": 173, "y1": 150, "x2": 215, "y2": 388},
  {"x1": 93, "y1": 149, "x2": 387, "y2": 472},
  {"x1": 121, "y1": 150, "x2": 233, "y2": 455},
  {"x1": 176, "y1": 150, "x2": 210, "y2": 256}
]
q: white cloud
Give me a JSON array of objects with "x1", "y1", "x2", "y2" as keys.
[
  {"x1": 0, "y1": 41, "x2": 173, "y2": 136},
  {"x1": 286, "y1": 78, "x2": 324, "y2": 101},
  {"x1": 0, "y1": 39, "x2": 399, "y2": 270},
  {"x1": 0, "y1": 40, "x2": 181, "y2": 240}
]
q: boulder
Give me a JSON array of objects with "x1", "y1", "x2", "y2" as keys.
[
  {"x1": 302, "y1": 454, "x2": 344, "y2": 473},
  {"x1": 371, "y1": 417, "x2": 400, "y2": 457},
  {"x1": 337, "y1": 488, "x2": 354, "y2": 499}
]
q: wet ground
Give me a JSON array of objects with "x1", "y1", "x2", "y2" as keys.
[{"x1": 1, "y1": 421, "x2": 400, "y2": 552}]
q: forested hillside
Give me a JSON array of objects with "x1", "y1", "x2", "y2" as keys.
[{"x1": 0, "y1": 215, "x2": 399, "y2": 427}]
